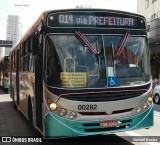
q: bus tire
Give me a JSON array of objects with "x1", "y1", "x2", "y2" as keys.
[
  {"x1": 154, "y1": 94, "x2": 160, "y2": 104},
  {"x1": 12, "y1": 90, "x2": 17, "y2": 110},
  {"x1": 28, "y1": 97, "x2": 33, "y2": 123},
  {"x1": 13, "y1": 103, "x2": 17, "y2": 110}
]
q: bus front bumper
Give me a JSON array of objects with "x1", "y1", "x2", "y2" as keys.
[{"x1": 44, "y1": 105, "x2": 154, "y2": 139}]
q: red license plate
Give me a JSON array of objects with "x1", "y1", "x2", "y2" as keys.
[{"x1": 100, "y1": 120, "x2": 118, "y2": 128}]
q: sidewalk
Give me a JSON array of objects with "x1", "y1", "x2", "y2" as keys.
[
  {"x1": 0, "y1": 92, "x2": 42, "y2": 145},
  {"x1": 0, "y1": 94, "x2": 12, "y2": 102}
]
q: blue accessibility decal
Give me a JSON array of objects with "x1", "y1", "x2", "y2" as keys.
[{"x1": 108, "y1": 76, "x2": 117, "y2": 87}]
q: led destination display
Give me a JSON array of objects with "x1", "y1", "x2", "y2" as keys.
[
  {"x1": 47, "y1": 11, "x2": 146, "y2": 29},
  {"x1": 58, "y1": 15, "x2": 134, "y2": 27}
]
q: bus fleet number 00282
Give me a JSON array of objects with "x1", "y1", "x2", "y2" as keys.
[{"x1": 78, "y1": 104, "x2": 97, "y2": 110}]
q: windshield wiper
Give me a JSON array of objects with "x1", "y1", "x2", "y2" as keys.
[
  {"x1": 75, "y1": 30, "x2": 99, "y2": 55},
  {"x1": 115, "y1": 32, "x2": 130, "y2": 57}
]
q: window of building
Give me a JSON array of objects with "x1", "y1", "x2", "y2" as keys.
[
  {"x1": 152, "y1": 0, "x2": 157, "y2": 3},
  {"x1": 157, "y1": 11, "x2": 160, "y2": 19},
  {"x1": 145, "y1": 0, "x2": 149, "y2": 8},
  {"x1": 151, "y1": 13, "x2": 156, "y2": 20}
]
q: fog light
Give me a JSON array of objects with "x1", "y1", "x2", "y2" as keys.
[
  {"x1": 136, "y1": 107, "x2": 142, "y2": 113},
  {"x1": 143, "y1": 103, "x2": 148, "y2": 109},
  {"x1": 49, "y1": 103, "x2": 57, "y2": 111},
  {"x1": 69, "y1": 111, "x2": 77, "y2": 119},
  {"x1": 59, "y1": 108, "x2": 67, "y2": 116}
]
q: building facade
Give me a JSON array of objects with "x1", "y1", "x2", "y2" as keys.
[
  {"x1": 137, "y1": 0, "x2": 160, "y2": 22},
  {"x1": 137, "y1": 0, "x2": 160, "y2": 79},
  {"x1": 6, "y1": 15, "x2": 22, "y2": 55},
  {"x1": 0, "y1": 48, "x2": 5, "y2": 60}
]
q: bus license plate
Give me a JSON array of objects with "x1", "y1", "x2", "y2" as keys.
[{"x1": 100, "y1": 120, "x2": 118, "y2": 128}]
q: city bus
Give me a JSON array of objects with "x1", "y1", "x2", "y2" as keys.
[
  {"x1": 9, "y1": 8, "x2": 154, "y2": 138},
  {"x1": 0, "y1": 56, "x2": 9, "y2": 92}
]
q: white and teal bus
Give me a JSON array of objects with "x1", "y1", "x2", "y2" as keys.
[
  {"x1": 0, "y1": 56, "x2": 9, "y2": 92},
  {"x1": 9, "y1": 8, "x2": 153, "y2": 138}
]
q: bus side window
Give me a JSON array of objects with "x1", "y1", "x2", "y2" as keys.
[
  {"x1": 29, "y1": 55, "x2": 35, "y2": 72},
  {"x1": 20, "y1": 45, "x2": 23, "y2": 71},
  {"x1": 28, "y1": 37, "x2": 32, "y2": 54},
  {"x1": 28, "y1": 36, "x2": 35, "y2": 72},
  {"x1": 45, "y1": 37, "x2": 61, "y2": 86},
  {"x1": 23, "y1": 41, "x2": 29, "y2": 72},
  {"x1": 32, "y1": 33, "x2": 39, "y2": 55},
  {"x1": 13, "y1": 52, "x2": 16, "y2": 72}
]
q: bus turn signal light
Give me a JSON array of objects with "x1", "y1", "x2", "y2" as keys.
[
  {"x1": 47, "y1": 98, "x2": 52, "y2": 104},
  {"x1": 148, "y1": 97, "x2": 153, "y2": 103}
]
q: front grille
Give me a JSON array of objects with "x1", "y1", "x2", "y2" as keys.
[
  {"x1": 79, "y1": 108, "x2": 133, "y2": 116},
  {"x1": 79, "y1": 112, "x2": 106, "y2": 115},
  {"x1": 61, "y1": 90, "x2": 145, "y2": 102}
]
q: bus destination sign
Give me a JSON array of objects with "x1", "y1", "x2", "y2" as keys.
[
  {"x1": 58, "y1": 15, "x2": 134, "y2": 26},
  {"x1": 47, "y1": 12, "x2": 145, "y2": 29}
]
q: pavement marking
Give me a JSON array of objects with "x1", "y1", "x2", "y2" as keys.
[
  {"x1": 0, "y1": 94, "x2": 12, "y2": 102},
  {"x1": 155, "y1": 113, "x2": 160, "y2": 117},
  {"x1": 154, "y1": 111, "x2": 160, "y2": 117},
  {"x1": 125, "y1": 131, "x2": 160, "y2": 145}
]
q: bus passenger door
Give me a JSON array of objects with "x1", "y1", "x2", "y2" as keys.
[
  {"x1": 33, "y1": 31, "x2": 43, "y2": 130},
  {"x1": 15, "y1": 49, "x2": 20, "y2": 107}
]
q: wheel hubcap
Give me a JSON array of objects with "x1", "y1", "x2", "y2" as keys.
[{"x1": 155, "y1": 95, "x2": 160, "y2": 103}]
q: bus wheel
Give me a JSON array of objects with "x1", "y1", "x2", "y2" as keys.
[
  {"x1": 12, "y1": 90, "x2": 17, "y2": 110},
  {"x1": 154, "y1": 94, "x2": 160, "y2": 104},
  {"x1": 28, "y1": 97, "x2": 33, "y2": 123},
  {"x1": 13, "y1": 102, "x2": 17, "y2": 110}
]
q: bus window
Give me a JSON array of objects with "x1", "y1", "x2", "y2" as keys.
[
  {"x1": 28, "y1": 37, "x2": 32, "y2": 54},
  {"x1": 104, "y1": 35, "x2": 149, "y2": 85},
  {"x1": 23, "y1": 56, "x2": 29, "y2": 71},
  {"x1": 45, "y1": 34, "x2": 106, "y2": 88},
  {"x1": 29, "y1": 55, "x2": 35, "y2": 72},
  {"x1": 44, "y1": 36, "x2": 61, "y2": 86}
]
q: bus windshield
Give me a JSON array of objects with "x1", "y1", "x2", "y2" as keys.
[{"x1": 44, "y1": 34, "x2": 150, "y2": 88}]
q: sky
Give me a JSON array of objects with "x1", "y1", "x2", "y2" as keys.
[{"x1": 0, "y1": 0, "x2": 137, "y2": 40}]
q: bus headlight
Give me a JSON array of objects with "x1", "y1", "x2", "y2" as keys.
[
  {"x1": 143, "y1": 103, "x2": 148, "y2": 109},
  {"x1": 136, "y1": 106, "x2": 142, "y2": 113},
  {"x1": 59, "y1": 108, "x2": 67, "y2": 116},
  {"x1": 69, "y1": 111, "x2": 77, "y2": 119},
  {"x1": 49, "y1": 103, "x2": 57, "y2": 111}
]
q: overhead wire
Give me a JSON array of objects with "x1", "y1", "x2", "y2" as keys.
[
  {"x1": 92, "y1": 0, "x2": 109, "y2": 8},
  {"x1": 80, "y1": 0, "x2": 107, "y2": 8},
  {"x1": 79, "y1": 0, "x2": 97, "y2": 8}
]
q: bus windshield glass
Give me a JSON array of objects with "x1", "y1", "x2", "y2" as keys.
[{"x1": 44, "y1": 34, "x2": 150, "y2": 88}]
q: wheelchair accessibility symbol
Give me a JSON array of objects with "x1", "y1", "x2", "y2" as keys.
[{"x1": 108, "y1": 76, "x2": 117, "y2": 87}]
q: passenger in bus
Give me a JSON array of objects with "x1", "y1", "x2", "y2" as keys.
[
  {"x1": 106, "y1": 47, "x2": 114, "y2": 66},
  {"x1": 47, "y1": 56, "x2": 61, "y2": 86}
]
